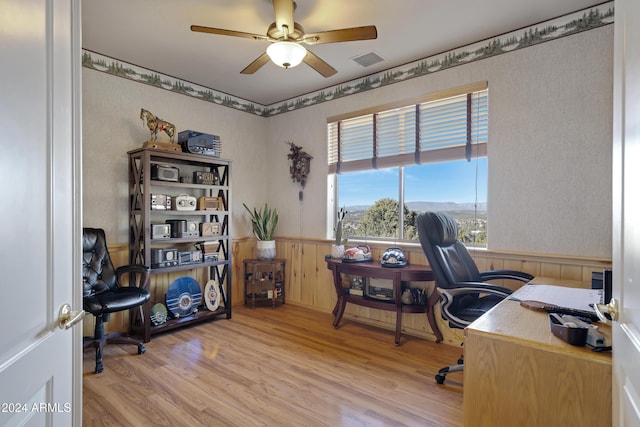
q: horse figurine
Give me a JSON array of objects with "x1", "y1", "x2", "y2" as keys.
[{"x1": 140, "y1": 108, "x2": 176, "y2": 142}]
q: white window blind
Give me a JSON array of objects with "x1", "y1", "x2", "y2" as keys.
[{"x1": 328, "y1": 84, "x2": 488, "y2": 174}]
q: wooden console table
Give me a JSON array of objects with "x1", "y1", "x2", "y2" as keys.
[{"x1": 325, "y1": 258, "x2": 441, "y2": 345}]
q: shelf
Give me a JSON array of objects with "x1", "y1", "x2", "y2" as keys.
[
  {"x1": 149, "y1": 236, "x2": 228, "y2": 244},
  {"x1": 344, "y1": 293, "x2": 429, "y2": 313},
  {"x1": 150, "y1": 259, "x2": 230, "y2": 274},
  {"x1": 146, "y1": 306, "x2": 230, "y2": 336},
  {"x1": 128, "y1": 148, "x2": 232, "y2": 342},
  {"x1": 149, "y1": 180, "x2": 228, "y2": 191},
  {"x1": 244, "y1": 297, "x2": 284, "y2": 307},
  {"x1": 243, "y1": 259, "x2": 285, "y2": 309},
  {"x1": 245, "y1": 283, "x2": 284, "y2": 302},
  {"x1": 129, "y1": 147, "x2": 228, "y2": 166},
  {"x1": 142, "y1": 210, "x2": 229, "y2": 216}
]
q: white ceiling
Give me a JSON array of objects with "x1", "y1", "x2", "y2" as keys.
[{"x1": 82, "y1": 0, "x2": 605, "y2": 106}]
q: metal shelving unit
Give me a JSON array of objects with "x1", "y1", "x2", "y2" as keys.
[{"x1": 128, "y1": 148, "x2": 232, "y2": 341}]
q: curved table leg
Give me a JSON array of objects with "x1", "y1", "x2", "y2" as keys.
[
  {"x1": 427, "y1": 289, "x2": 444, "y2": 343},
  {"x1": 333, "y1": 296, "x2": 347, "y2": 328},
  {"x1": 395, "y1": 306, "x2": 402, "y2": 345}
]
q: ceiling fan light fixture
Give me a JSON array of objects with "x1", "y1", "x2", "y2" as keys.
[{"x1": 266, "y1": 41, "x2": 307, "y2": 69}]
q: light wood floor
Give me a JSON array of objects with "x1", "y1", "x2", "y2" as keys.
[{"x1": 83, "y1": 304, "x2": 464, "y2": 426}]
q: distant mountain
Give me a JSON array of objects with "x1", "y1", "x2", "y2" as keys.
[
  {"x1": 346, "y1": 201, "x2": 486, "y2": 212},
  {"x1": 406, "y1": 201, "x2": 486, "y2": 212}
]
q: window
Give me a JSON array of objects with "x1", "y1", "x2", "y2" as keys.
[{"x1": 328, "y1": 83, "x2": 488, "y2": 245}]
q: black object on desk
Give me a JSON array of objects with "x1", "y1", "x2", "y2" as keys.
[
  {"x1": 520, "y1": 300, "x2": 601, "y2": 322},
  {"x1": 549, "y1": 313, "x2": 589, "y2": 346},
  {"x1": 548, "y1": 313, "x2": 610, "y2": 350}
]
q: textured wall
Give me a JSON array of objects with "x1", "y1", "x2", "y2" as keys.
[
  {"x1": 83, "y1": 25, "x2": 613, "y2": 258},
  {"x1": 82, "y1": 71, "x2": 269, "y2": 244},
  {"x1": 265, "y1": 26, "x2": 613, "y2": 258},
  {"x1": 488, "y1": 28, "x2": 613, "y2": 256}
]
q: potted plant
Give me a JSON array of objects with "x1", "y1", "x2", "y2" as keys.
[
  {"x1": 243, "y1": 203, "x2": 279, "y2": 260},
  {"x1": 331, "y1": 207, "x2": 348, "y2": 259}
]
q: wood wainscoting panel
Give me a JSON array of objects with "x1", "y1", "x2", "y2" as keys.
[
  {"x1": 91, "y1": 238, "x2": 610, "y2": 349},
  {"x1": 540, "y1": 262, "x2": 562, "y2": 279},
  {"x1": 282, "y1": 239, "x2": 336, "y2": 312}
]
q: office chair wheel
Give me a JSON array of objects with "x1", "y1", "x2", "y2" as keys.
[
  {"x1": 435, "y1": 366, "x2": 451, "y2": 384},
  {"x1": 137, "y1": 343, "x2": 146, "y2": 355}
]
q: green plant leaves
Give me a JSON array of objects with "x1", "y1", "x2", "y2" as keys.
[{"x1": 243, "y1": 203, "x2": 279, "y2": 241}]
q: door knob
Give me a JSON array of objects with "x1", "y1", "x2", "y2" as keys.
[
  {"x1": 594, "y1": 298, "x2": 619, "y2": 323},
  {"x1": 57, "y1": 304, "x2": 86, "y2": 330}
]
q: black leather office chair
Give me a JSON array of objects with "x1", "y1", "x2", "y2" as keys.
[
  {"x1": 83, "y1": 228, "x2": 151, "y2": 373},
  {"x1": 416, "y1": 212, "x2": 533, "y2": 384}
]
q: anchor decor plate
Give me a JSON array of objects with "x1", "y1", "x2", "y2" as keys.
[
  {"x1": 204, "y1": 279, "x2": 221, "y2": 312},
  {"x1": 166, "y1": 277, "x2": 202, "y2": 318}
]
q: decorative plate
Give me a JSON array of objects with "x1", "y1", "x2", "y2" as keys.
[
  {"x1": 342, "y1": 245, "x2": 373, "y2": 263},
  {"x1": 166, "y1": 276, "x2": 202, "y2": 318},
  {"x1": 150, "y1": 303, "x2": 168, "y2": 326},
  {"x1": 204, "y1": 279, "x2": 220, "y2": 311}
]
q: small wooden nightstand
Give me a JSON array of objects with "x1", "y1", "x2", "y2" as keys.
[{"x1": 243, "y1": 259, "x2": 285, "y2": 308}]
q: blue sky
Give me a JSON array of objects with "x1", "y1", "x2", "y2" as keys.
[{"x1": 338, "y1": 158, "x2": 488, "y2": 206}]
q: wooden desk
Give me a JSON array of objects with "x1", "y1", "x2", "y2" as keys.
[
  {"x1": 464, "y1": 285, "x2": 612, "y2": 426},
  {"x1": 325, "y1": 258, "x2": 441, "y2": 345}
]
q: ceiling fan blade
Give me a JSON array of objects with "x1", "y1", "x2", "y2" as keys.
[
  {"x1": 303, "y1": 51, "x2": 337, "y2": 78},
  {"x1": 272, "y1": 0, "x2": 295, "y2": 35},
  {"x1": 191, "y1": 25, "x2": 268, "y2": 41},
  {"x1": 304, "y1": 25, "x2": 378, "y2": 45},
  {"x1": 240, "y1": 52, "x2": 271, "y2": 74}
]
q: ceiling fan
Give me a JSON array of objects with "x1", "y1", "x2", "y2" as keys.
[{"x1": 191, "y1": 0, "x2": 377, "y2": 77}]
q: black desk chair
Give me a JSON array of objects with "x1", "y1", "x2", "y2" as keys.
[
  {"x1": 83, "y1": 228, "x2": 151, "y2": 373},
  {"x1": 416, "y1": 212, "x2": 533, "y2": 384}
]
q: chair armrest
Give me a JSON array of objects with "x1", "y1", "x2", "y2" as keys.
[
  {"x1": 438, "y1": 282, "x2": 513, "y2": 329},
  {"x1": 444, "y1": 282, "x2": 513, "y2": 298},
  {"x1": 479, "y1": 270, "x2": 534, "y2": 282},
  {"x1": 115, "y1": 264, "x2": 151, "y2": 291}
]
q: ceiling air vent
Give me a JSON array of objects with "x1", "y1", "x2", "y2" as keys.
[{"x1": 352, "y1": 51, "x2": 385, "y2": 68}]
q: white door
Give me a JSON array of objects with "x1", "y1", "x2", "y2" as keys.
[
  {"x1": 0, "y1": 0, "x2": 82, "y2": 425},
  {"x1": 612, "y1": 0, "x2": 640, "y2": 425}
]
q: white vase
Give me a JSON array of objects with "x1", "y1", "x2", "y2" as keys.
[
  {"x1": 256, "y1": 240, "x2": 276, "y2": 260},
  {"x1": 331, "y1": 244, "x2": 345, "y2": 259}
]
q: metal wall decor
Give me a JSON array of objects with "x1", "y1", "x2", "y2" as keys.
[
  {"x1": 140, "y1": 108, "x2": 176, "y2": 142},
  {"x1": 286, "y1": 141, "x2": 312, "y2": 188}
]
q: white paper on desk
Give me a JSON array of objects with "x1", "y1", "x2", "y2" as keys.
[{"x1": 510, "y1": 284, "x2": 602, "y2": 312}]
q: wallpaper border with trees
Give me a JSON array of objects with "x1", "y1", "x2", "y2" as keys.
[{"x1": 82, "y1": 3, "x2": 613, "y2": 118}]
